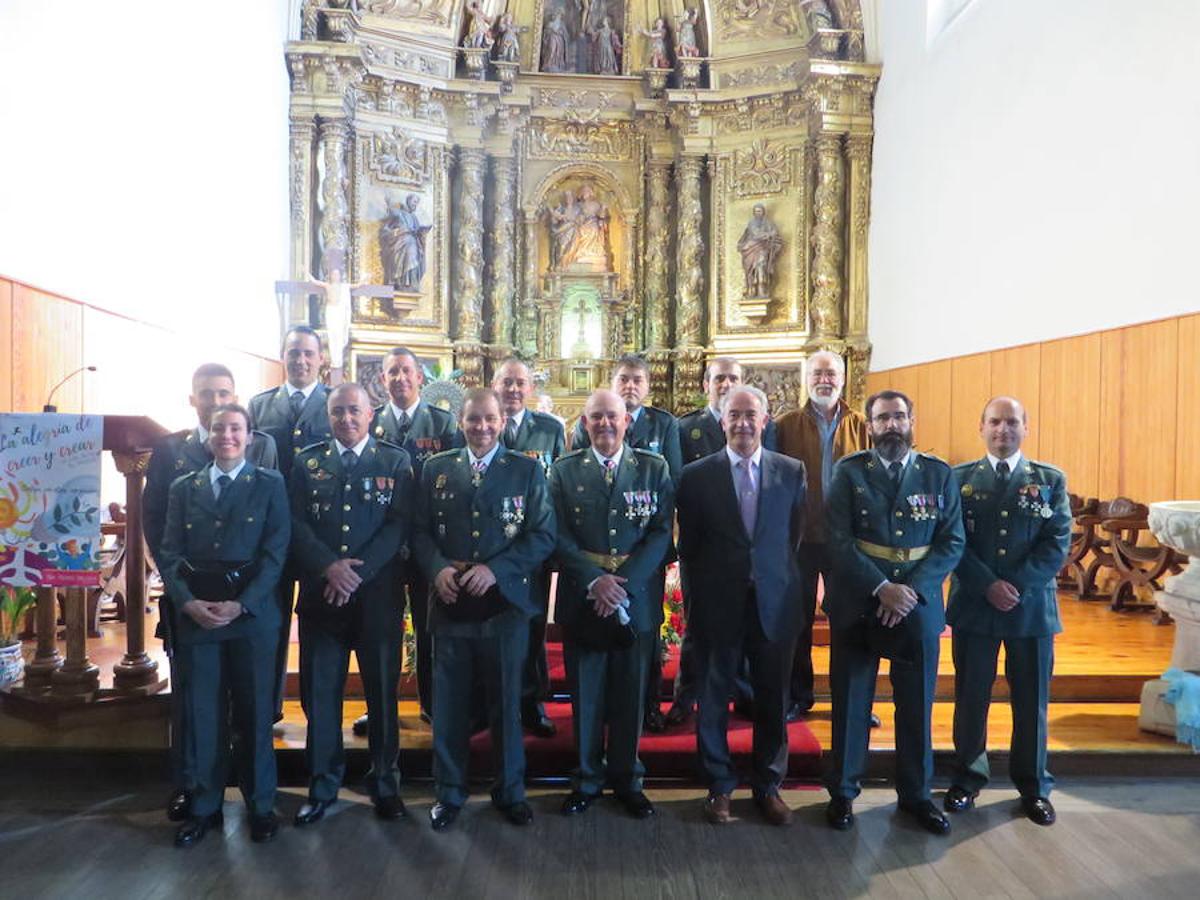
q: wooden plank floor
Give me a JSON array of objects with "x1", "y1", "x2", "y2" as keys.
[{"x1": 3, "y1": 772, "x2": 1199, "y2": 900}]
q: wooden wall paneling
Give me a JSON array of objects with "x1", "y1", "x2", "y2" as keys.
[
  {"x1": 1039, "y1": 334, "x2": 1101, "y2": 500},
  {"x1": 916, "y1": 359, "x2": 952, "y2": 460},
  {"x1": 949, "y1": 353, "x2": 992, "y2": 464},
  {"x1": 989, "y1": 343, "x2": 1042, "y2": 460},
  {"x1": 11, "y1": 285, "x2": 84, "y2": 413},
  {"x1": 1096, "y1": 328, "x2": 1124, "y2": 500},
  {"x1": 0, "y1": 278, "x2": 13, "y2": 412},
  {"x1": 1118, "y1": 318, "x2": 1178, "y2": 504},
  {"x1": 1176, "y1": 314, "x2": 1200, "y2": 499}
]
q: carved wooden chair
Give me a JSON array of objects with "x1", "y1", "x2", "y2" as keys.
[
  {"x1": 1058, "y1": 494, "x2": 1098, "y2": 593},
  {"x1": 1103, "y1": 505, "x2": 1185, "y2": 616},
  {"x1": 1075, "y1": 497, "x2": 1142, "y2": 600}
]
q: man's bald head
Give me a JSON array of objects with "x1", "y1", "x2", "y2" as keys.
[
  {"x1": 979, "y1": 395, "x2": 1028, "y2": 459},
  {"x1": 584, "y1": 389, "x2": 630, "y2": 457}
]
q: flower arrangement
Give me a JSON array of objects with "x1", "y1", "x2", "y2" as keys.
[
  {"x1": 660, "y1": 561, "x2": 684, "y2": 662},
  {"x1": 401, "y1": 607, "x2": 416, "y2": 676},
  {"x1": 1, "y1": 585, "x2": 36, "y2": 648}
]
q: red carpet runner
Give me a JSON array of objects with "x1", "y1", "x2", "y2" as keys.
[{"x1": 468, "y1": 643, "x2": 823, "y2": 783}]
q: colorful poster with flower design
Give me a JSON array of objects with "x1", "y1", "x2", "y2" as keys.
[{"x1": 0, "y1": 413, "x2": 103, "y2": 587}]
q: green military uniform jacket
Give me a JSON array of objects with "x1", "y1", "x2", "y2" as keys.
[
  {"x1": 248, "y1": 383, "x2": 332, "y2": 482},
  {"x1": 413, "y1": 447, "x2": 556, "y2": 622},
  {"x1": 550, "y1": 448, "x2": 675, "y2": 634},
  {"x1": 371, "y1": 400, "x2": 459, "y2": 480},
  {"x1": 144, "y1": 427, "x2": 279, "y2": 562},
  {"x1": 949, "y1": 457, "x2": 1071, "y2": 637},
  {"x1": 503, "y1": 409, "x2": 566, "y2": 476},
  {"x1": 677, "y1": 407, "x2": 777, "y2": 465},
  {"x1": 825, "y1": 450, "x2": 966, "y2": 638},
  {"x1": 288, "y1": 438, "x2": 414, "y2": 625},
  {"x1": 157, "y1": 462, "x2": 291, "y2": 644},
  {"x1": 572, "y1": 404, "x2": 682, "y2": 484}
]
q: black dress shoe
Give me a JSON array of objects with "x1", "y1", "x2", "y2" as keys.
[
  {"x1": 430, "y1": 801, "x2": 460, "y2": 831},
  {"x1": 899, "y1": 800, "x2": 951, "y2": 835},
  {"x1": 561, "y1": 790, "x2": 598, "y2": 815},
  {"x1": 869, "y1": 713, "x2": 881, "y2": 728},
  {"x1": 615, "y1": 790, "x2": 655, "y2": 819},
  {"x1": 664, "y1": 701, "x2": 694, "y2": 727},
  {"x1": 944, "y1": 785, "x2": 978, "y2": 813},
  {"x1": 374, "y1": 795, "x2": 408, "y2": 820},
  {"x1": 643, "y1": 706, "x2": 667, "y2": 733},
  {"x1": 352, "y1": 713, "x2": 369, "y2": 737},
  {"x1": 522, "y1": 704, "x2": 558, "y2": 738},
  {"x1": 826, "y1": 796, "x2": 854, "y2": 831},
  {"x1": 1021, "y1": 796, "x2": 1056, "y2": 826},
  {"x1": 174, "y1": 811, "x2": 223, "y2": 848},
  {"x1": 293, "y1": 799, "x2": 333, "y2": 827},
  {"x1": 249, "y1": 812, "x2": 279, "y2": 843},
  {"x1": 785, "y1": 702, "x2": 811, "y2": 724},
  {"x1": 167, "y1": 789, "x2": 192, "y2": 822},
  {"x1": 499, "y1": 800, "x2": 534, "y2": 826}
]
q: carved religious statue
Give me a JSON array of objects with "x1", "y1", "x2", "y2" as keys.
[
  {"x1": 541, "y1": 10, "x2": 572, "y2": 72},
  {"x1": 640, "y1": 17, "x2": 671, "y2": 69},
  {"x1": 737, "y1": 203, "x2": 783, "y2": 299},
  {"x1": 802, "y1": 0, "x2": 835, "y2": 30},
  {"x1": 544, "y1": 183, "x2": 612, "y2": 272},
  {"x1": 462, "y1": 1, "x2": 495, "y2": 49},
  {"x1": 676, "y1": 7, "x2": 701, "y2": 58},
  {"x1": 495, "y1": 13, "x2": 527, "y2": 62},
  {"x1": 588, "y1": 16, "x2": 623, "y2": 75},
  {"x1": 379, "y1": 193, "x2": 432, "y2": 291}
]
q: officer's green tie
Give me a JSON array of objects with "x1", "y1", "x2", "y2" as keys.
[
  {"x1": 504, "y1": 418, "x2": 518, "y2": 447},
  {"x1": 342, "y1": 449, "x2": 357, "y2": 470},
  {"x1": 396, "y1": 410, "x2": 410, "y2": 439},
  {"x1": 289, "y1": 390, "x2": 305, "y2": 422},
  {"x1": 996, "y1": 459, "x2": 1010, "y2": 487},
  {"x1": 215, "y1": 474, "x2": 231, "y2": 502},
  {"x1": 889, "y1": 460, "x2": 902, "y2": 488}
]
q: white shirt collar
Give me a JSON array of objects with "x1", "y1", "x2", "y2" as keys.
[
  {"x1": 707, "y1": 406, "x2": 721, "y2": 422},
  {"x1": 285, "y1": 380, "x2": 319, "y2": 400},
  {"x1": 334, "y1": 435, "x2": 371, "y2": 458},
  {"x1": 629, "y1": 406, "x2": 643, "y2": 423},
  {"x1": 468, "y1": 442, "x2": 502, "y2": 468},
  {"x1": 195, "y1": 425, "x2": 210, "y2": 443},
  {"x1": 508, "y1": 408, "x2": 526, "y2": 430},
  {"x1": 725, "y1": 444, "x2": 763, "y2": 470},
  {"x1": 389, "y1": 398, "x2": 421, "y2": 421},
  {"x1": 210, "y1": 459, "x2": 247, "y2": 485},
  {"x1": 987, "y1": 450, "x2": 1023, "y2": 472},
  {"x1": 875, "y1": 449, "x2": 912, "y2": 471},
  {"x1": 591, "y1": 444, "x2": 624, "y2": 468}
]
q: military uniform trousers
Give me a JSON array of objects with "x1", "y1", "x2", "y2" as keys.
[
  {"x1": 173, "y1": 628, "x2": 278, "y2": 818},
  {"x1": 564, "y1": 629, "x2": 657, "y2": 796},
  {"x1": 696, "y1": 587, "x2": 794, "y2": 796},
  {"x1": 951, "y1": 630, "x2": 1055, "y2": 798},
  {"x1": 298, "y1": 579, "x2": 403, "y2": 804},
  {"x1": 790, "y1": 542, "x2": 833, "y2": 711},
  {"x1": 827, "y1": 627, "x2": 940, "y2": 804},
  {"x1": 432, "y1": 607, "x2": 529, "y2": 808},
  {"x1": 158, "y1": 597, "x2": 196, "y2": 795},
  {"x1": 521, "y1": 566, "x2": 554, "y2": 708},
  {"x1": 271, "y1": 566, "x2": 299, "y2": 721}
]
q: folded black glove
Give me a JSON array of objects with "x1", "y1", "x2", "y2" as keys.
[{"x1": 179, "y1": 559, "x2": 257, "y2": 604}]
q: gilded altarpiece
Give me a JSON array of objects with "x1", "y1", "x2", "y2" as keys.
[{"x1": 285, "y1": 0, "x2": 878, "y2": 418}]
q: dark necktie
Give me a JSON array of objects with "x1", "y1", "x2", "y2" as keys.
[
  {"x1": 889, "y1": 460, "x2": 903, "y2": 487},
  {"x1": 289, "y1": 390, "x2": 305, "y2": 422},
  {"x1": 996, "y1": 459, "x2": 1010, "y2": 487},
  {"x1": 342, "y1": 449, "x2": 357, "y2": 471},
  {"x1": 505, "y1": 419, "x2": 519, "y2": 447},
  {"x1": 395, "y1": 409, "x2": 410, "y2": 439},
  {"x1": 215, "y1": 474, "x2": 231, "y2": 502}
]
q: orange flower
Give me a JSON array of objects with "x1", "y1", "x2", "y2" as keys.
[{"x1": 0, "y1": 497, "x2": 18, "y2": 530}]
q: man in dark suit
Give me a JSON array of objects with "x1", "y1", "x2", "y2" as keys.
[
  {"x1": 413, "y1": 388, "x2": 555, "y2": 831},
  {"x1": 156, "y1": 404, "x2": 290, "y2": 847},
  {"x1": 824, "y1": 390, "x2": 964, "y2": 835},
  {"x1": 370, "y1": 346, "x2": 458, "y2": 725},
  {"x1": 494, "y1": 357, "x2": 565, "y2": 738},
  {"x1": 247, "y1": 325, "x2": 333, "y2": 726},
  {"x1": 551, "y1": 389, "x2": 674, "y2": 819},
  {"x1": 677, "y1": 386, "x2": 808, "y2": 826},
  {"x1": 288, "y1": 383, "x2": 414, "y2": 826},
  {"x1": 945, "y1": 397, "x2": 1071, "y2": 826},
  {"x1": 571, "y1": 354, "x2": 680, "y2": 732},
  {"x1": 143, "y1": 363, "x2": 279, "y2": 823}
]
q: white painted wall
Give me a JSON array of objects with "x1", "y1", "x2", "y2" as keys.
[
  {"x1": 0, "y1": 1, "x2": 292, "y2": 359},
  {"x1": 868, "y1": 0, "x2": 1200, "y2": 370}
]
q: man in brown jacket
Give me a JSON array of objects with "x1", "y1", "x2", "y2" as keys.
[{"x1": 773, "y1": 350, "x2": 870, "y2": 720}]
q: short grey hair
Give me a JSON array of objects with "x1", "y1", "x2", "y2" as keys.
[
  {"x1": 806, "y1": 350, "x2": 845, "y2": 376},
  {"x1": 719, "y1": 385, "x2": 770, "y2": 417}
]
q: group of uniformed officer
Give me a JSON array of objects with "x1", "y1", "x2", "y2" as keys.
[{"x1": 144, "y1": 334, "x2": 1070, "y2": 845}]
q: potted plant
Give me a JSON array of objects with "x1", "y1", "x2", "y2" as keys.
[{"x1": 0, "y1": 585, "x2": 36, "y2": 686}]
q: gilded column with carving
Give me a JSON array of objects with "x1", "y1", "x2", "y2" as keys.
[
  {"x1": 810, "y1": 134, "x2": 844, "y2": 339},
  {"x1": 454, "y1": 147, "x2": 487, "y2": 384},
  {"x1": 517, "y1": 211, "x2": 540, "y2": 357},
  {"x1": 844, "y1": 133, "x2": 872, "y2": 340},
  {"x1": 644, "y1": 160, "x2": 672, "y2": 350},
  {"x1": 674, "y1": 155, "x2": 705, "y2": 348},
  {"x1": 489, "y1": 157, "x2": 517, "y2": 351},
  {"x1": 289, "y1": 120, "x2": 315, "y2": 307},
  {"x1": 317, "y1": 118, "x2": 351, "y2": 277}
]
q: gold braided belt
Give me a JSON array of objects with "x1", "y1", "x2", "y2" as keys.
[
  {"x1": 855, "y1": 540, "x2": 930, "y2": 563},
  {"x1": 580, "y1": 551, "x2": 630, "y2": 572}
]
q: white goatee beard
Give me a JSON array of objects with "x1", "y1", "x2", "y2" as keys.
[{"x1": 810, "y1": 392, "x2": 839, "y2": 411}]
